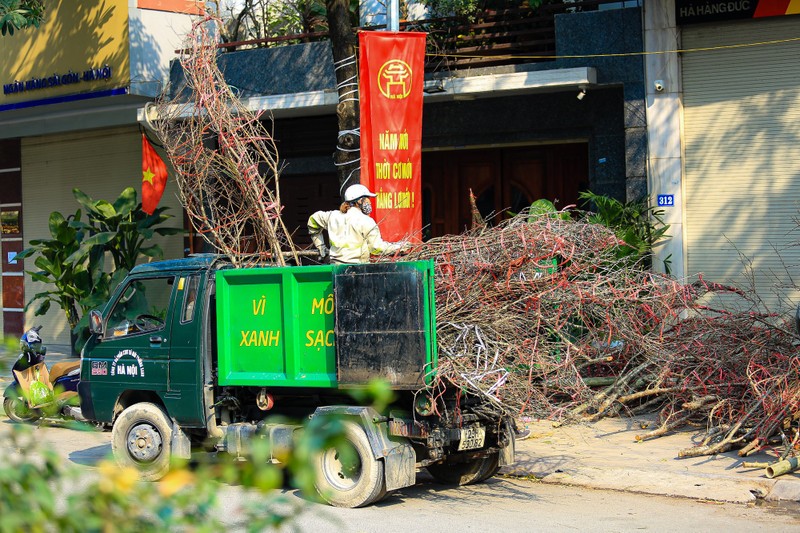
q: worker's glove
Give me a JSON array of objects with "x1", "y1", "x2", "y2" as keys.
[{"x1": 318, "y1": 246, "x2": 330, "y2": 264}]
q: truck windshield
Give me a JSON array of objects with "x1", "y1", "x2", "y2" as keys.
[{"x1": 105, "y1": 276, "x2": 174, "y2": 338}]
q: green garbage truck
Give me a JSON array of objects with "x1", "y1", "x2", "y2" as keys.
[{"x1": 78, "y1": 255, "x2": 515, "y2": 507}]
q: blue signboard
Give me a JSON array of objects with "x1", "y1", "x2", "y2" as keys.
[{"x1": 657, "y1": 194, "x2": 674, "y2": 207}]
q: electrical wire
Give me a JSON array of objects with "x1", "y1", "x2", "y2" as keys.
[{"x1": 426, "y1": 35, "x2": 800, "y2": 61}]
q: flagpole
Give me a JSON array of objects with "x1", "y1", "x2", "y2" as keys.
[{"x1": 387, "y1": 0, "x2": 399, "y2": 31}]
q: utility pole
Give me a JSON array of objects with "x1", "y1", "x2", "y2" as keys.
[{"x1": 386, "y1": 0, "x2": 399, "y2": 31}]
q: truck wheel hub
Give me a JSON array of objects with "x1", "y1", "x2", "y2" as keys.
[
  {"x1": 128, "y1": 423, "x2": 163, "y2": 462},
  {"x1": 322, "y1": 447, "x2": 362, "y2": 490}
]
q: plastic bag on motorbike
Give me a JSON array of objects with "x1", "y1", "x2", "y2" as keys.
[
  {"x1": 13, "y1": 362, "x2": 54, "y2": 408},
  {"x1": 29, "y1": 369, "x2": 54, "y2": 406}
]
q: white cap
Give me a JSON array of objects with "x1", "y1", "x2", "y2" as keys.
[{"x1": 343, "y1": 184, "x2": 377, "y2": 202}]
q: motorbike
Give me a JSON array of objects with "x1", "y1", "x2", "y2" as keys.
[{"x1": 2, "y1": 326, "x2": 84, "y2": 423}]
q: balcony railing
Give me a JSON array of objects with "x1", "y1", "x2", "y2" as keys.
[{"x1": 216, "y1": 0, "x2": 637, "y2": 73}]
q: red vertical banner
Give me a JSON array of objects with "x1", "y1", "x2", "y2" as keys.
[{"x1": 359, "y1": 31, "x2": 426, "y2": 242}]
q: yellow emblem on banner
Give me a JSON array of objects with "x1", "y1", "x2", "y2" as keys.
[{"x1": 377, "y1": 60, "x2": 413, "y2": 99}]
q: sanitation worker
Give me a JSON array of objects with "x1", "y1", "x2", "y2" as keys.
[{"x1": 308, "y1": 184, "x2": 409, "y2": 264}]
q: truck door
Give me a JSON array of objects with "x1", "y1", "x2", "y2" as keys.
[
  {"x1": 165, "y1": 273, "x2": 205, "y2": 426},
  {"x1": 90, "y1": 275, "x2": 175, "y2": 403}
]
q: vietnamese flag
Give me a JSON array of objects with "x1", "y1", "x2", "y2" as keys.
[{"x1": 141, "y1": 133, "x2": 168, "y2": 214}]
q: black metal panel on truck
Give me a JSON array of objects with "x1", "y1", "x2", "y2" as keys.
[{"x1": 333, "y1": 261, "x2": 434, "y2": 389}]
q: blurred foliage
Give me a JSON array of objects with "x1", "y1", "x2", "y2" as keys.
[
  {"x1": 0, "y1": 375, "x2": 396, "y2": 529},
  {"x1": 346, "y1": 380, "x2": 395, "y2": 413},
  {"x1": 0, "y1": 425, "x2": 301, "y2": 532},
  {"x1": 0, "y1": 335, "x2": 17, "y2": 373}
]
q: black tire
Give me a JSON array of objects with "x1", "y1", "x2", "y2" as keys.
[
  {"x1": 3, "y1": 395, "x2": 40, "y2": 423},
  {"x1": 111, "y1": 403, "x2": 172, "y2": 481},
  {"x1": 427, "y1": 453, "x2": 499, "y2": 486},
  {"x1": 314, "y1": 420, "x2": 386, "y2": 508},
  {"x1": 474, "y1": 453, "x2": 501, "y2": 483}
]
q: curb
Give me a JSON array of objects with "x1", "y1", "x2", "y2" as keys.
[{"x1": 502, "y1": 464, "x2": 775, "y2": 504}]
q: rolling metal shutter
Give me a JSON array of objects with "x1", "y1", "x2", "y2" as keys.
[{"x1": 682, "y1": 17, "x2": 800, "y2": 311}]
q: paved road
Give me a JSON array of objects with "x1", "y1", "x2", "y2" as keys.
[{"x1": 1, "y1": 419, "x2": 799, "y2": 532}]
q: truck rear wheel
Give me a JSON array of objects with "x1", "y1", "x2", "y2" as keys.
[
  {"x1": 314, "y1": 420, "x2": 386, "y2": 508},
  {"x1": 111, "y1": 403, "x2": 173, "y2": 481},
  {"x1": 474, "y1": 453, "x2": 501, "y2": 482},
  {"x1": 427, "y1": 453, "x2": 499, "y2": 485}
]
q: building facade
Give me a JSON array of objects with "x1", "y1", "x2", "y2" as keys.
[
  {"x1": 0, "y1": 0, "x2": 197, "y2": 347},
  {"x1": 645, "y1": 0, "x2": 800, "y2": 311},
  {"x1": 6, "y1": 0, "x2": 796, "y2": 348},
  {"x1": 166, "y1": 4, "x2": 647, "y2": 246}
]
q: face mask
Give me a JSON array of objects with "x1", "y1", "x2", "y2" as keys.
[{"x1": 359, "y1": 200, "x2": 373, "y2": 215}]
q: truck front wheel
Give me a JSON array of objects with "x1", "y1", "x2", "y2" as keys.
[
  {"x1": 314, "y1": 420, "x2": 386, "y2": 508},
  {"x1": 111, "y1": 403, "x2": 173, "y2": 481},
  {"x1": 427, "y1": 452, "x2": 500, "y2": 485}
]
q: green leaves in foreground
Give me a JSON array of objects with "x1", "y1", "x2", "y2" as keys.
[
  {"x1": 0, "y1": 425, "x2": 300, "y2": 533},
  {"x1": 0, "y1": 380, "x2": 397, "y2": 531}
]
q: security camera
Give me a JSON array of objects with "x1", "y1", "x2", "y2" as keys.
[{"x1": 654, "y1": 80, "x2": 665, "y2": 92}]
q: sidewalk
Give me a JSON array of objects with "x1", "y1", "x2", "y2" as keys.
[{"x1": 506, "y1": 416, "x2": 800, "y2": 504}]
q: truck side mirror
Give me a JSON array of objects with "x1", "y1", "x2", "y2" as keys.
[{"x1": 89, "y1": 310, "x2": 104, "y2": 336}]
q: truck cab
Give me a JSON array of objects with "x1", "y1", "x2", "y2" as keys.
[{"x1": 79, "y1": 255, "x2": 214, "y2": 429}]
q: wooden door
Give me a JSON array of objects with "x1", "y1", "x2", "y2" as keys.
[{"x1": 422, "y1": 143, "x2": 588, "y2": 238}]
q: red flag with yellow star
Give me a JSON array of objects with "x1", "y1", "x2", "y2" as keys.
[{"x1": 141, "y1": 133, "x2": 168, "y2": 215}]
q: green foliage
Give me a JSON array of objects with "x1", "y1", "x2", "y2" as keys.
[
  {"x1": 346, "y1": 380, "x2": 395, "y2": 414},
  {"x1": 578, "y1": 190, "x2": 670, "y2": 270},
  {"x1": 0, "y1": 425, "x2": 300, "y2": 532},
  {"x1": 266, "y1": 0, "x2": 327, "y2": 36},
  {"x1": 71, "y1": 187, "x2": 182, "y2": 274},
  {"x1": 417, "y1": 0, "x2": 543, "y2": 18},
  {"x1": 16, "y1": 188, "x2": 181, "y2": 348},
  {"x1": 418, "y1": 0, "x2": 480, "y2": 17},
  {"x1": 218, "y1": 0, "x2": 335, "y2": 47},
  {"x1": 0, "y1": 379, "x2": 395, "y2": 530},
  {"x1": 526, "y1": 198, "x2": 570, "y2": 221},
  {"x1": 14, "y1": 210, "x2": 93, "y2": 330},
  {"x1": 0, "y1": 0, "x2": 43, "y2": 36}
]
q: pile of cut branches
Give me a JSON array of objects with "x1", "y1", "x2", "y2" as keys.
[{"x1": 403, "y1": 207, "x2": 800, "y2": 458}]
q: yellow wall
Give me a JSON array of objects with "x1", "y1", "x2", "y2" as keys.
[{"x1": 1, "y1": 0, "x2": 130, "y2": 105}]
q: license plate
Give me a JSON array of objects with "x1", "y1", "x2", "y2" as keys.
[{"x1": 457, "y1": 426, "x2": 486, "y2": 451}]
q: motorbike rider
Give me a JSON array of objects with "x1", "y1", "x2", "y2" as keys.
[{"x1": 307, "y1": 184, "x2": 410, "y2": 264}]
